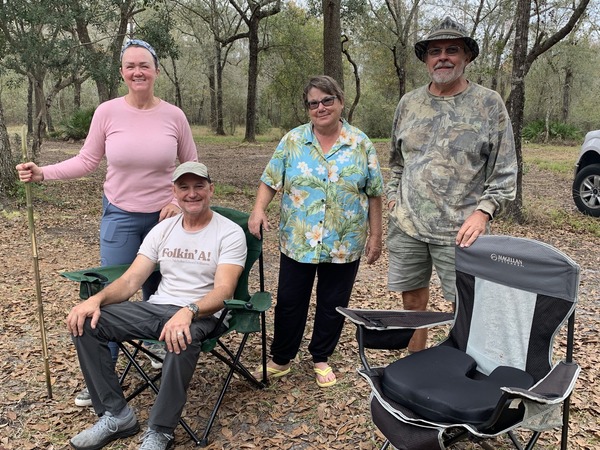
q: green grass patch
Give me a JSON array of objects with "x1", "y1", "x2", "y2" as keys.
[
  {"x1": 549, "y1": 209, "x2": 600, "y2": 237},
  {"x1": 0, "y1": 209, "x2": 23, "y2": 220},
  {"x1": 213, "y1": 183, "x2": 237, "y2": 196},
  {"x1": 522, "y1": 143, "x2": 579, "y2": 176},
  {"x1": 190, "y1": 125, "x2": 283, "y2": 145},
  {"x1": 370, "y1": 137, "x2": 389, "y2": 143},
  {"x1": 213, "y1": 184, "x2": 262, "y2": 203},
  {"x1": 519, "y1": 204, "x2": 600, "y2": 237},
  {"x1": 529, "y1": 159, "x2": 574, "y2": 174}
]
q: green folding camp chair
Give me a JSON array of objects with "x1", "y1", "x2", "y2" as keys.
[{"x1": 61, "y1": 206, "x2": 271, "y2": 447}]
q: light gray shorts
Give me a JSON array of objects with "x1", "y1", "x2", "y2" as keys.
[{"x1": 387, "y1": 224, "x2": 456, "y2": 302}]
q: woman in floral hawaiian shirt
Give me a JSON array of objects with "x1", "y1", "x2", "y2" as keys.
[{"x1": 249, "y1": 75, "x2": 384, "y2": 387}]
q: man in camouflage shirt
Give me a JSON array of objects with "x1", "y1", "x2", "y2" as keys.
[{"x1": 386, "y1": 16, "x2": 517, "y2": 352}]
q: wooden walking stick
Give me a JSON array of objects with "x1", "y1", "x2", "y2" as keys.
[{"x1": 21, "y1": 126, "x2": 52, "y2": 398}]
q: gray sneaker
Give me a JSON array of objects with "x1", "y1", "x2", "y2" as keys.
[
  {"x1": 144, "y1": 342, "x2": 167, "y2": 369},
  {"x1": 138, "y1": 429, "x2": 174, "y2": 450},
  {"x1": 70, "y1": 410, "x2": 139, "y2": 450},
  {"x1": 74, "y1": 387, "x2": 92, "y2": 407}
]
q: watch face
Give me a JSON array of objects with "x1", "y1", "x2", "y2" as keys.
[{"x1": 187, "y1": 304, "x2": 199, "y2": 317}]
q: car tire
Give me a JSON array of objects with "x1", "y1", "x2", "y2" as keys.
[{"x1": 573, "y1": 163, "x2": 600, "y2": 217}]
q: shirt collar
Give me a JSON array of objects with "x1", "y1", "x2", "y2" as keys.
[{"x1": 304, "y1": 119, "x2": 350, "y2": 146}]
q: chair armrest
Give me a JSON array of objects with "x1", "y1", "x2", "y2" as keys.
[
  {"x1": 338, "y1": 307, "x2": 454, "y2": 370},
  {"x1": 224, "y1": 291, "x2": 271, "y2": 313},
  {"x1": 221, "y1": 292, "x2": 272, "y2": 336},
  {"x1": 501, "y1": 361, "x2": 581, "y2": 405},
  {"x1": 60, "y1": 264, "x2": 132, "y2": 299},
  {"x1": 60, "y1": 264, "x2": 158, "y2": 299},
  {"x1": 337, "y1": 307, "x2": 454, "y2": 330},
  {"x1": 479, "y1": 361, "x2": 580, "y2": 431}
]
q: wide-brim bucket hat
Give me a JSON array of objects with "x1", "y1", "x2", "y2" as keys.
[{"x1": 414, "y1": 16, "x2": 479, "y2": 62}]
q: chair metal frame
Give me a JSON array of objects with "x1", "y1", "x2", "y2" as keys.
[{"x1": 339, "y1": 235, "x2": 580, "y2": 450}]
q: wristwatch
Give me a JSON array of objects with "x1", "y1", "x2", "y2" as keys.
[{"x1": 185, "y1": 303, "x2": 200, "y2": 320}]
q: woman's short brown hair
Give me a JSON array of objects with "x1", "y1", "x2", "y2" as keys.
[{"x1": 302, "y1": 75, "x2": 345, "y2": 108}]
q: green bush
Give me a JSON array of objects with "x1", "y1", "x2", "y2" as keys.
[
  {"x1": 254, "y1": 115, "x2": 273, "y2": 136},
  {"x1": 521, "y1": 120, "x2": 545, "y2": 141},
  {"x1": 522, "y1": 119, "x2": 583, "y2": 143},
  {"x1": 351, "y1": 100, "x2": 396, "y2": 139},
  {"x1": 63, "y1": 107, "x2": 95, "y2": 140},
  {"x1": 549, "y1": 122, "x2": 583, "y2": 142}
]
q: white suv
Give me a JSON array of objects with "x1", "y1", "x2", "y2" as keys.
[{"x1": 573, "y1": 130, "x2": 600, "y2": 216}]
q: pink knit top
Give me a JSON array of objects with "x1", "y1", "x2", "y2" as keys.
[{"x1": 43, "y1": 97, "x2": 198, "y2": 213}]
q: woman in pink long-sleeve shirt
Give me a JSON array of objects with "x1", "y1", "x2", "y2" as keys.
[
  {"x1": 18, "y1": 39, "x2": 197, "y2": 219},
  {"x1": 16, "y1": 39, "x2": 198, "y2": 405}
]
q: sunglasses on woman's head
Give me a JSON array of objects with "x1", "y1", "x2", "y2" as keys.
[{"x1": 306, "y1": 96, "x2": 337, "y2": 110}]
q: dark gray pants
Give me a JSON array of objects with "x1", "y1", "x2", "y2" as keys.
[{"x1": 72, "y1": 301, "x2": 221, "y2": 434}]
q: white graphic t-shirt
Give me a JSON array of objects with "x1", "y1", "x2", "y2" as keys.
[{"x1": 138, "y1": 212, "x2": 247, "y2": 307}]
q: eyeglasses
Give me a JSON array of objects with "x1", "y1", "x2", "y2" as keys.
[
  {"x1": 426, "y1": 45, "x2": 463, "y2": 58},
  {"x1": 306, "y1": 96, "x2": 337, "y2": 110}
]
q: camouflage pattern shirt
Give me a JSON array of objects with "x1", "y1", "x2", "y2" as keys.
[
  {"x1": 386, "y1": 82, "x2": 517, "y2": 245},
  {"x1": 261, "y1": 120, "x2": 384, "y2": 264}
]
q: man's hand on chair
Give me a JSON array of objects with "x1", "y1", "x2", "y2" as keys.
[
  {"x1": 455, "y1": 210, "x2": 490, "y2": 248},
  {"x1": 159, "y1": 309, "x2": 193, "y2": 354},
  {"x1": 66, "y1": 296, "x2": 103, "y2": 336}
]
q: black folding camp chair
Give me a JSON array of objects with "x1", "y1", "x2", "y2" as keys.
[
  {"x1": 61, "y1": 206, "x2": 271, "y2": 447},
  {"x1": 338, "y1": 235, "x2": 580, "y2": 450}
]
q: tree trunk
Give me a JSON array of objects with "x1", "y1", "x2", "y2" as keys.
[
  {"x1": 46, "y1": 111, "x2": 55, "y2": 134},
  {"x1": 30, "y1": 74, "x2": 48, "y2": 159},
  {"x1": 208, "y1": 58, "x2": 217, "y2": 132},
  {"x1": 544, "y1": 108, "x2": 551, "y2": 143},
  {"x1": 74, "y1": 79, "x2": 82, "y2": 110},
  {"x1": 342, "y1": 36, "x2": 359, "y2": 123},
  {"x1": 505, "y1": 0, "x2": 530, "y2": 223},
  {"x1": 562, "y1": 66, "x2": 573, "y2": 123},
  {"x1": 392, "y1": 45, "x2": 407, "y2": 99},
  {"x1": 73, "y1": 0, "x2": 132, "y2": 102},
  {"x1": 244, "y1": 16, "x2": 260, "y2": 142},
  {"x1": 381, "y1": 0, "x2": 421, "y2": 100},
  {"x1": 0, "y1": 98, "x2": 16, "y2": 197},
  {"x1": 322, "y1": 0, "x2": 343, "y2": 88},
  {"x1": 227, "y1": 0, "x2": 280, "y2": 142},
  {"x1": 170, "y1": 56, "x2": 183, "y2": 108},
  {"x1": 215, "y1": 43, "x2": 225, "y2": 136}
]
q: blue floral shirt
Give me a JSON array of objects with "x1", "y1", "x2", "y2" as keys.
[{"x1": 261, "y1": 120, "x2": 384, "y2": 264}]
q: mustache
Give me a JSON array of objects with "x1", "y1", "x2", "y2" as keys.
[{"x1": 434, "y1": 62, "x2": 455, "y2": 69}]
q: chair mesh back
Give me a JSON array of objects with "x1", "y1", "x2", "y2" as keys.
[
  {"x1": 445, "y1": 236, "x2": 579, "y2": 383},
  {"x1": 211, "y1": 206, "x2": 262, "y2": 301}
]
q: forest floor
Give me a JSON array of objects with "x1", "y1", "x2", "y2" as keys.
[{"x1": 0, "y1": 139, "x2": 599, "y2": 450}]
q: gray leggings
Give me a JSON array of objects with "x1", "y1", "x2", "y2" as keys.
[{"x1": 73, "y1": 301, "x2": 221, "y2": 434}]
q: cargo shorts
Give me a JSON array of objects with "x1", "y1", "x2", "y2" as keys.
[{"x1": 387, "y1": 224, "x2": 456, "y2": 302}]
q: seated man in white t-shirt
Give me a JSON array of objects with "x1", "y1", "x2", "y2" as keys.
[{"x1": 66, "y1": 162, "x2": 247, "y2": 450}]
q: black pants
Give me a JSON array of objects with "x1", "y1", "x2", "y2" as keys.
[{"x1": 271, "y1": 253, "x2": 360, "y2": 365}]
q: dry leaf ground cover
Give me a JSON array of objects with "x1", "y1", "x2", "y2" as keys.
[{"x1": 0, "y1": 139, "x2": 599, "y2": 450}]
